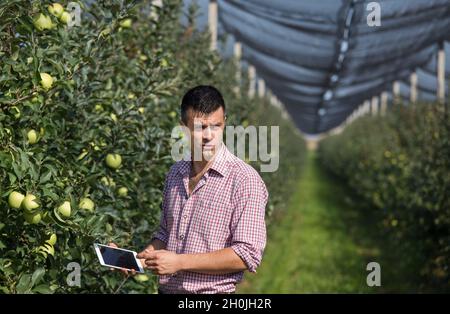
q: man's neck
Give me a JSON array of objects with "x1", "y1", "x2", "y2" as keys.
[{"x1": 190, "y1": 147, "x2": 220, "y2": 177}]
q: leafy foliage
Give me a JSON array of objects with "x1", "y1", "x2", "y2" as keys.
[
  {"x1": 0, "y1": 0, "x2": 304, "y2": 293},
  {"x1": 319, "y1": 102, "x2": 450, "y2": 290}
]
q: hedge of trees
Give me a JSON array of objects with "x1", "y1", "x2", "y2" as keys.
[
  {"x1": 0, "y1": 0, "x2": 305, "y2": 293},
  {"x1": 319, "y1": 102, "x2": 450, "y2": 290}
]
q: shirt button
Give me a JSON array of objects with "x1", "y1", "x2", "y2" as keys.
[
  {"x1": 183, "y1": 215, "x2": 188, "y2": 219},
  {"x1": 179, "y1": 235, "x2": 184, "y2": 240}
]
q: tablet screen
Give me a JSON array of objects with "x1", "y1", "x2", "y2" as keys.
[{"x1": 98, "y1": 245, "x2": 141, "y2": 271}]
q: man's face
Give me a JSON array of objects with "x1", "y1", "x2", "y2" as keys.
[{"x1": 182, "y1": 106, "x2": 226, "y2": 161}]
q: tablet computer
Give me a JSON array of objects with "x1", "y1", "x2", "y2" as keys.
[{"x1": 94, "y1": 243, "x2": 144, "y2": 273}]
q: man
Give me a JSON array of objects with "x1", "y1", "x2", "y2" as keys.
[{"x1": 114, "y1": 85, "x2": 268, "y2": 294}]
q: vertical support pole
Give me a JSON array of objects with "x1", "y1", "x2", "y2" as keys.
[
  {"x1": 233, "y1": 41, "x2": 242, "y2": 95},
  {"x1": 380, "y1": 91, "x2": 388, "y2": 116},
  {"x1": 258, "y1": 78, "x2": 265, "y2": 98},
  {"x1": 371, "y1": 96, "x2": 379, "y2": 115},
  {"x1": 208, "y1": 0, "x2": 218, "y2": 51},
  {"x1": 410, "y1": 72, "x2": 418, "y2": 103},
  {"x1": 363, "y1": 100, "x2": 370, "y2": 115},
  {"x1": 437, "y1": 42, "x2": 446, "y2": 104},
  {"x1": 393, "y1": 81, "x2": 400, "y2": 105},
  {"x1": 248, "y1": 65, "x2": 256, "y2": 99}
]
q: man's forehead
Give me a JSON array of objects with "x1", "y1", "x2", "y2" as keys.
[{"x1": 188, "y1": 108, "x2": 225, "y2": 124}]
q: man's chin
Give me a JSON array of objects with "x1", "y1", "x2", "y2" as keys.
[{"x1": 202, "y1": 148, "x2": 216, "y2": 161}]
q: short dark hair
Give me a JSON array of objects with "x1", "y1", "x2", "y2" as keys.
[{"x1": 180, "y1": 85, "x2": 226, "y2": 124}]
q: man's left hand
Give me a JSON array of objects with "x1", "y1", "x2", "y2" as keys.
[{"x1": 137, "y1": 249, "x2": 183, "y2": 275}]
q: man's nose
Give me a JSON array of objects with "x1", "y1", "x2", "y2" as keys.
[{"x1": 203, "y1": 127, "x2": 213, "y2": 140}]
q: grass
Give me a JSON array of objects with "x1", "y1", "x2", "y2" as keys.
[{"x1": 238, "y1": 151, "x2": 423, "y2": 293}]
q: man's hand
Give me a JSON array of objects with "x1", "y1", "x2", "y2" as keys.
[
  {"x1": 136, "y1": 249, "x2": 183, "y2": 275},
  {"x1": 136, "y1": 246, "x2": 155, "y2": 270}
]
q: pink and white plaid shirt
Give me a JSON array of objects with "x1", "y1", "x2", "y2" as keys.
[{"x1": 151, "y1": 142, "x2": 268, "y2": 294}]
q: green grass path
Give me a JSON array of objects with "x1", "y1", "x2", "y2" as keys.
[{"x1": 238, "y1": 151, "x2": 420, "y2": 293}]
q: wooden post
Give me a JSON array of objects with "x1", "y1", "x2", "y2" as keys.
[
  {"x1": 380, "y1": 91, "x2": 388, "y2": 116},
  {"x1": 410, "y1": 72, "x2": 418, "y2": 103},
  {"x1": 271, "y1": 94, "x2": 277, "y2": 107},
  {"x1": 437, "y1": 43, "x2": 446, "y2": 104},
  {"x1": 248, "y1": 65, "x2": 256, "y2": 98},
  {"x1": 258, "y1": 78, "x2": 265, "y2": 98},
  {"x1": 371, "y1": 96, "x2": 379, "y2": 115},
  {"x1": 208, "y1": 0, "x2": 218, "y2": 51},
  {"x1": 392, "y1": 81, "x2": 400, "y2": 105},
  {"x1": 233, "y1": 42, "x2": 242, "y2": 95},
  {"x1": 272, "y1": 95, "x2": 281, "y2": 109}
]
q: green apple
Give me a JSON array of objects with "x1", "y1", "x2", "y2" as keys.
[
  {"x1": 33, "y1": 13, "x2": 53, "y2": 31},
  {"x1": 106, "y1": 153, "x2": 122, "y2": 169},
  {"x1": 40, "y1": 72, "x2": 54, "y2": 90},
  {"x1": 79, "y1": 197, "x2": 95, "y2": 212},
  {"x1": 100, "y1": 27, "x2": 111, "y2": 37},
  {"x1": 160, "y1": 58, "x2": 169, "y2": 68},
  {"x1": 60, "y1": 11, "x2": 71, "y2": 24},
  {"x1": 48, "y1": 3, "x2": 64, "y2": 18},
  {"x1": 95, "y1": 104, "x2": 104, "y2": 112},
  {"x1": 134, "y1": 274, "x2": 149, "y2": 282},
  {"x1": 8, "y1": 191, "x2": 25, "y2": 208},
  {"x1": 117, "y1": 187, "x2": 128, "y2": 197},
  {"x1": 58, "y1": 201, "x2": 71, "y2": 217},
  {"x1": 169, "y1": 111, "x2": 177, "y2": 118},
  {"x1": 22, "y1": 194, "x2": 39, "y2": 212},
  {"x1": 27, "y1": 129, "x2": 39, "y2": 144},
  {"x1": 119, "y1": 18, "x2": 132, "y2": 28},
  {"x1": 31, "y1": 95, "x2": 43, "y2": 103},
  {"x1": 46, "y1": 233, "x2": 57, "y2": 246},
  {"x1": 24, "y1": 211, "x2": 42, "y2": 224},
  {"x1": 100, "y1": 176, "x2": 109, "y2": 186},
  {"x1": 10, "y1": 106, "x2": 21, "y2": 119}
]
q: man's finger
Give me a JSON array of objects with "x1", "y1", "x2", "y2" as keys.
[
  {"x1": 136, "y1": 249, "x2": 153, "y2": 259},
  {"x1": 137, "y1": 250, "x2": 158, "y2": 260},
  {"x1": 108, "y1": 242, "x2": 118, "y2": 248},
  {"x1": 145, "y1": 261, "x2": 158, "y2": 267}
]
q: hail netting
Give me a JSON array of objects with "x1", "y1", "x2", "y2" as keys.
[{"x1": 217, "y1": 0, "x2": 450, "y2": 134}]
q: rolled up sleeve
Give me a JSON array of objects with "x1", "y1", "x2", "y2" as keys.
[
  {"x1": 151, "y1": 175, "x2": 170, "y2": 244},
  {"x1": 151, "y1": 207, "x2": 169, "y2": 244},
  {"x1": 230, "y1": 173, "x2": 268, "y2": 273}
]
